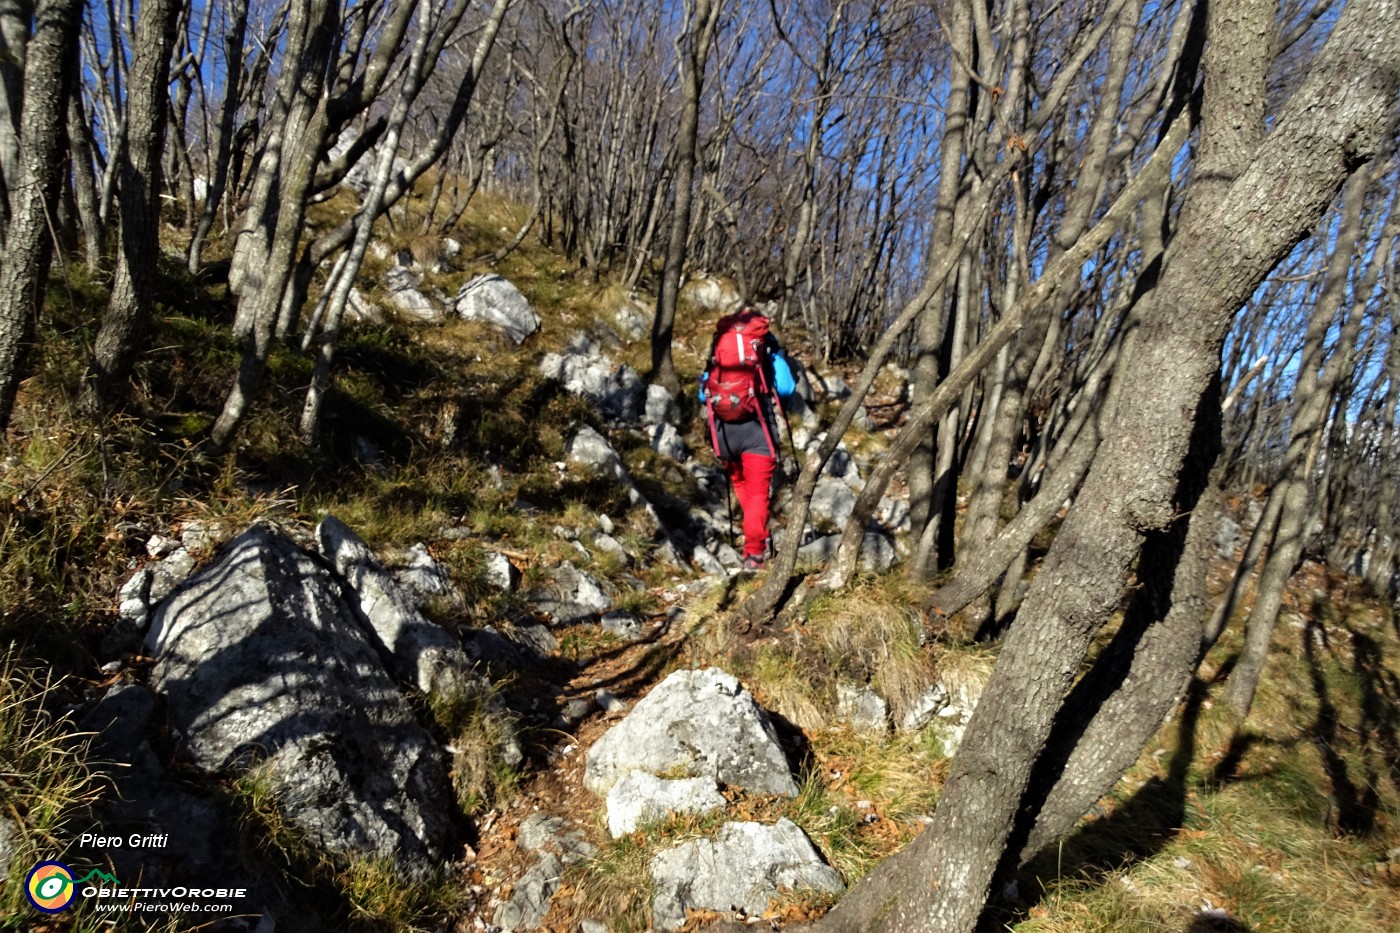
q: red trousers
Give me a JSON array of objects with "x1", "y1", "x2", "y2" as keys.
[{"x1": 725, "y1": 452, "x2": 775, "y2": 558}]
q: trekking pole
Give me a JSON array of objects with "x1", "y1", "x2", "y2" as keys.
[
  {"x1": 725, "y1": 478, "x2": 736, "y2": 550},
  {"x1": 770, "y1": 384, "x2": 800, "y2": 479}
]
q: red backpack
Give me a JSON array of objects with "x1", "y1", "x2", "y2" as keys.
[{"x1": 704, "y1": 308, "x2": 772, "y2": 422}]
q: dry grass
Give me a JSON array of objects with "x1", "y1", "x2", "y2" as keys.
[
  {"x1": 0, "y1": 647, "x2": 102, "y2": 919},
  {"x1": 1017, "y1": 575, "x2": 1400, "y2": 933}
]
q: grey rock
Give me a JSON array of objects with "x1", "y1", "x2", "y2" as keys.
[
  {"x1": 649, "y1": 422, "x2": 688, "y2": 461},
  {"x1": 494, "y1": 851, "x2": 563, "y2": 932},
  {"x1": 79, "y1": 682, "x2": 230, "y2": 888},
  {"x1": 180, "y1": 520, "x2": 221, "y2": 554},
  {"x1": 455, "y1": 274, "x2": 540, "y2": 346},
  {"x1": 561, "y1": 696, "x2": 594, "y2": 724},
  {"x1": 343, "y1": 287, "x2": 384, "y2": 324},
  {"x1": 836, "y1": 683, "x2": 889, "y2": 736},
  {"x1": 605, "y1": 771, "x2": 725, "y2": 837},
  {"x1": 464, "y1": 624, "x2": 557, "y2": 666},
  {"x1": 0, "y1": 810, "x2": 18, "y2": 879},
  {"x1": 1216, "y1": 513, "x2": 1242, "y2": 559},
  {"x1": 118, "y1": 547, "x2": 198, "y2": 629},
  {"x1": 584, "y1": 668, "x2": 797, "y2": 797},
  {"x1": 485, "y1": 551, "x2": 518, "y2": 591},
  {"x1": 900, "y1": 684, "x2": 949, "y2": 732},
  {"x1": 518, "y1": 812, "x2": 594, "y2": 863},
  {"x1": 538, "y1": 337, "x2": 645, "y2": 423},
  {"x1": 650, "y1": 819, "x2": 843, "y2": 930},
  {"x1": 601, "y1": 611, "x2": 644, "y2": 642},
  {"x1": 817, "y1": 373, "x2": 850, "y2": 400},
  {"x1": 591, "y1": 533, "x2": 630, "y2": 565},
  {"x1": 823, "y1": 446, "x2": 861, "y2": 487},
  {"x1": 385, "y1": 266, "x2": 441, "y2": 322},
  {"x1": 118, "y1": 567, "x2": 156, "y2": 627},
  {"x1": 796, "y1": 531, "x2": 896, "y2": 573},
  {"x1": 393, "y1": 543, "x2": 460, "y2": 607},
  {"x1": 691, "y1": 544, "x2": 726, "y2": 577},
  {"x1": 877, "y1": 497, "x2": 911, "y2": 534},
  {"x1": 596, "y1": 689, "x2": 628, "y2": 715},
  {"x1": 614, "y1": 302, "x2": 649, "y2": 341},
  {"x1": 680, "y1": 275, "x2": 741, "y2": 312},
  {"x1": 714, "y1": 541, "x2": 743, "y2": 569},
  {"x1": 528, "y1": 561, "x2": 612, "y2": 625},
  {"x1": 318, "y1": 516, "x2": 480, "y2": 700},
  {"x1": 644, "y1": 384, "x2": 677, "y2": 426},
  {"x1": 339, "y1": 143, "x2": 409, "y2": 198},
  {"x1": 146, "y1": 534, "x2": 180, "y2": 558},
  {"x1": 566, "y1": 426, "x2": 630, "y2": 483},
  {"x1": 810, "y1": 479, "x2": 856, "y2": 529},
  {"x1": 144, "y1": 525, "x2": 454, "y2": 877},
  {"x1": 581, "y1": 921, "x2": 610, "y2": 933},
  {"x1": 853, "y1": 405, "x2": 875, "y2": 432},
  {"x1": 519, "y1": 814, "x2": 567, "y2": 853},
  {"x1": 152, "y1": 548, "x2": 196, "y2": 600},
  {"x1": 857, "y1": 532, "x2": 897, "y2": 572},
  {"x1": 797, "y1": 535, "x2": 839, "y2": 565}
]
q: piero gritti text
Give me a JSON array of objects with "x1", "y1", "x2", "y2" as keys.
[{"x1": 79, "y1": 832, "x2": 171, "y2": 849}]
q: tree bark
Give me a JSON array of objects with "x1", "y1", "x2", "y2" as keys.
[
  {"x1": 81, "y1": 0, "x2": 182, "y2": 415},
  {"x1": 0, "y1": 0, "x2": 79, "y2": 431},
  {"x1": 649, "y1": 0, "x2": 721, "y2": 394}
]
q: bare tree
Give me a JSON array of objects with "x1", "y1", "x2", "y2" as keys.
[
  {"x1": 0, "y1": 0, "x2": 81, "y2": 431},
  {"x1": 81, "y1": 0, "x2": 184, "y2": 415}
]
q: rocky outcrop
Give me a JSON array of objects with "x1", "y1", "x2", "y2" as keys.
[
  {"x1": 605, "y1": 771, "x2": 726, "y2": 837},
  {"x1": 539, "y1": 337, "x2": 645, "y2": 423},
  {"x1": 566, "y1": 425, "x2": 629, "y2": 483},
  {"x1": 455, "y1": 274, "x2": 541, "y2": 345},
  {"x1": 836, "y1": 683, "x2": 889, "y2": 736},
  {"x1": 493, "y1": 814, "x2": 595, "y2": 932},
  {"x1": 144, "y1": 525, "x2": 456, "y2": 877},
  {"x1": 385, "y1": 266, "x2": 442, "y2": 322},
  {"x1": 650, "y1": 819, "x2": 844, "y2": 930},
  {"x1": 527, "y1": 561, "x2": 612, "y2": 625},
  {"x1": 584, "y1": 668, "x2": 798, "y2": 797},
  {"x1": 317, "y1": 516, "x2": 482, "y2": 700},
  {"x1": 798, "y1": 531, "x2": 897, "y2": 573}
]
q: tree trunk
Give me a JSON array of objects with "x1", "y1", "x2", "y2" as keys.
[
  {"x1": 0, "y1": 0, "x2": 79, "y2": 431},
  {"x1": 1223, "y1": 167, "x2": 1376, "y2": 716},
  {"x1": 66, "y1": 91, "x2": 104, "y2": 270},
  {"x1": 649, "y1": 0, "x2": 721, "y2": 394},
  {"x1": 211, "y1": 0, "x2": 340, "y2": 448},
  {"x1": 81, "y1": 0, "x2": 182, "y2": 415},
  {"x1": 186, "y1": 0, "x2": 247, "y2": 275},
  {"x1": 907, "y1": 2, "x2": 971, "y2": 542},
  {"x1": 0, "y1": 0, "x2": 31, "y2": 234}
]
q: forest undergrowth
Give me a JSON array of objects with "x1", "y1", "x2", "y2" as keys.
[{"x1": 1, "y1": 197, "x2": 1397, "y2": 932}]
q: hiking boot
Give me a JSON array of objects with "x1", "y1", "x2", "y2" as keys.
[{"x1": 741, "y1": 555, "x2": 766, "y2": 573}]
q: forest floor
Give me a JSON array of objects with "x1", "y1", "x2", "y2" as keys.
[{"x1": 2, "y1": 201, "x2": 1398, "y2": 932}]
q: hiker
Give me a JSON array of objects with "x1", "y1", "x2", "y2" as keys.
[{"x1": 699, "y1": 305, "x2": 796, "y2": 571}]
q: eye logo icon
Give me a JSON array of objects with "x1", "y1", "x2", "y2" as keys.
[{"x1": 26, "y1": 861, "x2": 77, "y2": 913}]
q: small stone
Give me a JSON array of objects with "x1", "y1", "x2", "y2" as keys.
[
  {"x1": 596, "y1": 690, "x2": 628, "y2": 715},
  {"x1": 601, "y1": 611, "x2": 644, "y2": 642},
  {"x1": 146, "y1": 534, "x2": 180, "y2": 558}
]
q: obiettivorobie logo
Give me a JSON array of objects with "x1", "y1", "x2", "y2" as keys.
[
  {"x1": 25, "y1": 857, "x2": 248, "y2": 916},
  {"x1": 24, "y1": 862, "x2": 120, "y2": 913}
]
